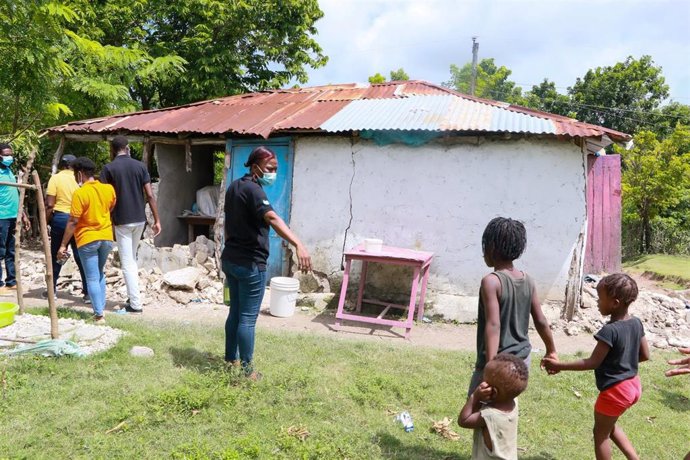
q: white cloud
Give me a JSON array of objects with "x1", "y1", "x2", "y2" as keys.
[{"x1": 306, "y1": 0, "x2": 690, "y2": 101}]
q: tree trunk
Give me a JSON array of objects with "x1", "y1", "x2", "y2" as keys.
[{"x1": 643, "y1": 216, "x2": 652, "y2": 254}]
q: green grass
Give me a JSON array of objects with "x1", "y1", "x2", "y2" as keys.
[
  {"x1": 624, "y1": 254, "x2": 690, "y2": 289},
  {"x1": 1, "y1": 310, "x2": 688, "y2": 459}
]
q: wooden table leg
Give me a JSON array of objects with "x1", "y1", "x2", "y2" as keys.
[
  {"x1": 404, "y1": 266, "x2": 421, "y2": 339},
  {"x1": 355, "y1": 261, "x2": 368, "y2": 313},
  {"x1": 335, "y1": 258, "x2": 352, "y2": 330},
  {"x1": 417, "y1": 264, "x2": 431, "y2": 322}
]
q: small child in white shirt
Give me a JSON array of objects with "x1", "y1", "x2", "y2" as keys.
[{"x1": 458, "y1": 353, "x2": 528, "y2": 460}]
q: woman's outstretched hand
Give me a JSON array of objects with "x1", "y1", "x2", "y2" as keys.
[
  {"x1": 666, "y1": 347, "x2": 690, "y2": 377},
  {"x1": 296, "y1": 245, "x2": 312, "y2": 273}
]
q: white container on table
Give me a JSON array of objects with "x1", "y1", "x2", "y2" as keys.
[{"x1": 364, "y1": 238, "x2": 383, "y2": 253}]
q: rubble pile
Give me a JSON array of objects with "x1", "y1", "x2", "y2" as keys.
[
  {"x1": 550, "y1": 278, "x2": 690, "y2": 350},
  {"x1": 21, "y1": 235, "x2": 225, "y2": 306}
]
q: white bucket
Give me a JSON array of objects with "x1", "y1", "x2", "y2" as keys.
[
  {"x1": 364, "y1": 238, "x2": 383, "y2": 253},
  {"x1": 269, "y1": 277, "x2": 300, "y2": 317}
]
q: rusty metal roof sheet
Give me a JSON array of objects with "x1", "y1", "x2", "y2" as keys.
[{"x1": 46, "y1": 80, "x2": 631, "y2": 142}]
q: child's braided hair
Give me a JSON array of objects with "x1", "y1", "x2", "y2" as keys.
[
  {"x1": 597, "y1": 273, "x2": 638, "y2": 308},
  {"x1": 481, "y1": 217, "x2": 527, "y2": 261}
]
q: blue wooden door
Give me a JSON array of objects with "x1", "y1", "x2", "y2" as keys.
[{"x1": 226, "y1": 138, "x2": 294, "y2": 281}]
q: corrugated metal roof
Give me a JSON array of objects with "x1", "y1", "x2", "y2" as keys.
[{"x1": 45, "y1": 80, "x2": 631, "y2": 142}]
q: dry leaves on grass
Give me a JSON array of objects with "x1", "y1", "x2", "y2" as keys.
[
  {"x1": 431, "y1": 417, "x2": 460, "y2": 441},
  {"x1": 105, "y1": 420, "x2": 127, "y2": 434},
  {"x1": 287, "y1": 425, "x2": 310, "y2": 442}
]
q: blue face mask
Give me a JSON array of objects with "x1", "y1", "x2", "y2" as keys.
[
  {"x1": 257, "y1": 172, "x2": 277, "y2": 187},
  {"x1": 0, "y1": 156, "x2": 13, "y2": 167}
]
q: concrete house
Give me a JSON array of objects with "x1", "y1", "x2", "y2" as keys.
[{"x1": 46, "y1": 81, "x2": 631, "y2": 320}]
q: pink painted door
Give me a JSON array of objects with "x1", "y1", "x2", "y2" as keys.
[{"x1": 584, "y1": 154, "x2": 622, "y2": 274}]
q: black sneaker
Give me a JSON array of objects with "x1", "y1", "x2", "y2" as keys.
[
  {"x1": 83, "y1": 296, "x2": 91, "y2": 304},
  {"x1": 124, "y1": 303, "x2": 143, "y2": 314}
]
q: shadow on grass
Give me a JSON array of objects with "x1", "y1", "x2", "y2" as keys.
[
  {"x1": 377, "y1": 432, "x2": 557, "y2": 460},
  {"x1": 376, "y1": 432, "x2": 469, "y2": 460},
  {"x1": 658, "y1": 387, "x2": 690, "y2": 412},
  {"x1": 169, "y1": 347, "x2": 225, "y2": 373}
]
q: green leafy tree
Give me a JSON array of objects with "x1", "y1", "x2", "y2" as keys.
[
  {"x1": 389, "y1": 68, "x2": 409, "y2": 81},
  {"x1": 0, "y1": 1, "x2": 185, "y2": 159},
  {"x1": 444, "y1": 58, "x2": 524, "y2": 104},
  {"x1": 619, "y1": 125, "x2": 690, "y2": 253},
  {"x1": 368, "y1": 73, "x2": 386, "y2": 84},
  {"x1": 568, "y1": 55, "x2": 669, "y2": 134},
  {"x1": 523, "y1": 79, "x2": 573, "y2": 117},
  {"x1": 79, "y1": 0, "x2": 327, "y2": 109},
  {"x1": 650, "y1": 102, "x2": 690, "y2": 139}
]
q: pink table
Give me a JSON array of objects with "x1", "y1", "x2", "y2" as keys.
[{"x1": 335, "y1": 244, "x2": 434, "y2": 338}]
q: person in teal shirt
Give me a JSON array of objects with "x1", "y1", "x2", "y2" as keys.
[{"x1": 0, "y1": 143, "x2": 30, "y2": 295}]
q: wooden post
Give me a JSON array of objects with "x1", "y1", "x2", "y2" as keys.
[
  {"x1": 50, "y1": 136, "x2": 65, "y2": 175},
  {"x1": 32, "y1": 171, "x2": 58, "y2": 339},
  {"x1": 212, "y1": 149, "x2": 230, "y2": 276},
  {"x1": 13, "y1": 146, "x2": 39, "y2": 315},
  {"x1": 185, "y1": 140, "x2": 192, "y2": 173},
  {"x1": 142, "y1": 136, "x2": 152, "y2": 172}
]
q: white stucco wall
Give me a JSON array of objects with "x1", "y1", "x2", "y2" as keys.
[{"x1": 289, "y1": 136, "x2": 586, "y2": 320}]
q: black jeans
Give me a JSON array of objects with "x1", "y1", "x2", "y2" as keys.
[
  {"x1": 0, "y1": 218, "x2": 16, "y2": 287},
  {"x1": 50, "y1": 212, "x2": 88, "y2": 295}
]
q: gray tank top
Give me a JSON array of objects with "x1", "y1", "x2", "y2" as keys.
[{"x1": 475, "y1": 271, "x2": 533, "y2": 369}]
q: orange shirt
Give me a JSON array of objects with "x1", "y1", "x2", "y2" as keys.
[{"x1": 70, "y1": 180, "x2": 117, "y2": 247}]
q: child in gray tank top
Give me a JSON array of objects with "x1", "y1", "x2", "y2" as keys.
[{"x1": 468, "y1": 217, "x2": 558, "y2": 395}]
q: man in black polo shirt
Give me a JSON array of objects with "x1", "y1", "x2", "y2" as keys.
[{"x1": 100, "y1": 136, "x2": 161, "y2": 313}]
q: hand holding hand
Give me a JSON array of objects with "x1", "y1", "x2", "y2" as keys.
[
  {"x1": 541, "y1": 351, "x2": 559, "y2": 375},
  {"x1": 296, "y1": 245, "x2": 312, "y2": 273},
  {"x1": 665, "y1": 347, "x2": 690, "y2": 377},
  {"x1": 542, "y1": 357, "x2": 561, "y2": 375}
]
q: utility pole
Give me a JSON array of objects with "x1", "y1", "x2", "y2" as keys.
[{"x1": 470, "y1": 36, "x2": 479, "y2": 96}]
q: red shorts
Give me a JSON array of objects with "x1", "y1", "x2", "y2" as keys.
[{"x1": 595, "y1": 376, "x2": 641, "y2": 417}]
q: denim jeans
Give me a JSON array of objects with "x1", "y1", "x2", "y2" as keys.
[
  {"x1": 50, "y1": 212, "x2": 87, "y2": 295},
  {"x1": 222, "y1": 260, "x2": 267, "y2": 372},
  {"x1": 114, "y1": 223, "x2": 145, "y2": 309},
  {"x1": 0, "y1": 218, "x2": 16, "y2": 288},
  {"x1": 78, "y1": 240, "x2": 113, "y2": 316}
]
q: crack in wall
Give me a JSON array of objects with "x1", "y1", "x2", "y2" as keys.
[{"x1": 340, "y1": 135, "x2": 359, "y2": 270}]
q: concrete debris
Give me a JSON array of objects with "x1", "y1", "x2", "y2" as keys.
[
  {"x1": 129, "y1": 346, "x2": 155, "y2": 358},
  {"x1": 163, "y1": 267, "x2": 203, "y2": 290},
  {"x1": 0, "y1": 313, "x2": 123, "y2": 355},
  {"x1": 550, "y1": 278, "x2": 690, "y2": 350},
  {"x1": 20, "y1": 235, "x2": 224, "y2": 307}
]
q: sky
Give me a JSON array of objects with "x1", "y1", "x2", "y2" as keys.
[{"x1": 305, "y1": 0, "x2": 690, "y2": 103}]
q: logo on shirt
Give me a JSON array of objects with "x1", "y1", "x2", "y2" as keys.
[{"x1": 263, "y1": 200, "x2": 270, "y2": 205}]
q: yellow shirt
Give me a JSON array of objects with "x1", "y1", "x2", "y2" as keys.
[
  {"x1": 46, "y1": 169, "x2": 80, "y2": 214},
  {"x1": 70, "y1": 181, "x2": 117, "y2": 248}
]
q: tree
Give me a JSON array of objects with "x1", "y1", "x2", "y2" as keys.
[
  {"x1": 368, "y1": 73, "x2": 386, "y2": 84},
  {"x1": 444, "y1": 58, "x2": 524, "y2": 104},
  {"x1": 522, "y1": 79, "x2": 573, "y2": 117},
  {"x1": 568, "y1": 55, "x2": 669, "y2": 134},
  {"x1": 77, "y1": 0, "x2": 328, "y2": 109},
  {"x1": 389, "y1": 68, "x2": 409, "y2": 81},
  {"x1": 619, "y1": 125, "x2": 690, "y2": 253},
  {"x1": 650, "y1": 102, "x2": 690, "y2": 139},
  {"x1": 0, "y1": 1, "x2": 171, "y2": 159}
]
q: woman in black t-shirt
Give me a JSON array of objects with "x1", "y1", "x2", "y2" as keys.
[{"x1": 221, "y1": 146, "x2": 312, "y2": 380}]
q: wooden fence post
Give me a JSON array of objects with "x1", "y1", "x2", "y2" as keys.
[
  {"x1": 32, "y1": 171, "x2": 58, "y2": 339},
  {"x1": 13, "y1": 147, "x2": 38, "y2": 314}
]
